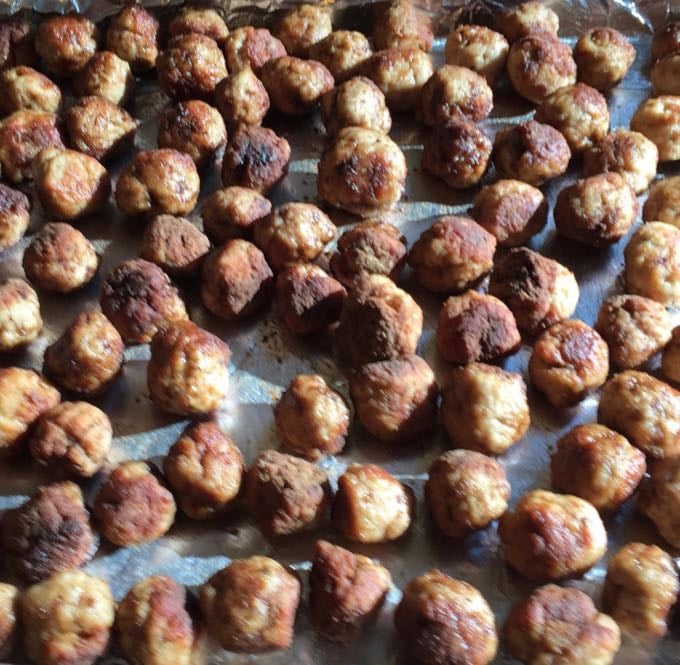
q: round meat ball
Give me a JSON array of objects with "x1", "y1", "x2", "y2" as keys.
[
  {"x1": 643, "y1": 175, "x2": 680, "y2": 227},
  {"x1": 201, "y1": 239, "x2": 273, "y2": 319},
  {"x1": 320, "y1": 75, "x2": 391, "y2": 137},
  {"x1": 276, "y1": 3, "x2": 331, "y2": 57},
  {"x1": 223, "y1": 26, "x2": 286, "y2": 75},
  {"x1": 21, "y1": 570, "x2": 114, "y2": 665},
  {"x1": 441, "y1": 362, "x2": 530, "y2": 454},
  {"x1": 35, "y1": 15, "x2": 99, "y2": 78},
  {"x1": 309, "y1": 30, "x2": 372, "y2": 82},
  {"x1": 408, "y1": 216, "x2": 496, "y2": 293},
  {"x1": 75, "y1": 51, "x2": 134, "y2": 105},
  {"x1": 147, "y1": 320, "x2": 230, "y2": 417},
  {"x1": 445, "y1": 24, "x2": 509, "y2": 85},
  {"x1": 201, "y1": 185, "x2": 271, "y2": 243},
  {"x1": 624, "y1": 221, "x2": 680, "y2": 306},
  {"x1": 574, "y1": 27, "x2": 636, "y2": 91},
  {"x1": 652, "y1": 52, "x2": 680, "y2": 95},
  {"x1": 141, "y1": 215, "x2": 209, "y2": 277},
  {"x1": 0, "y1": 277, "x2": 41, "y2": 351},
  {"x1": 652, "y1": 22, "x2": 680, "y2": 60},
  {"x1": 603, "y1": 542, "x2": 679, "y2": 638},
  {"x1": 168, "y1": 6, "x2": 229, "y2": 46},
  {"x1": 639, "y1": 457, "x2": 680, "y2": 547},
  {"x1": 1, "y1": 481, "x2": 94, "y2": 582},
  {"x1": 164, "y1": 422, "x2": 244, "y2": 519},
  {"x1": 349, "y1": 354, "x2": 438, "y2": 444},
  {"x1": 115, "y1": 149, "x2": 200, "y2": 217},
  {"x1": 631, "y1": 96, "x2": 680, "y2": 162},
  {"x1": 28, "y1": 401, "x2": 112, "y2": 478},
  {"x1": 0, "y1": 183, "x2": 29, "y2": 252},
  {"x1": 437, "y1": 290, "x2": 520, "y2": 364},
  {"x1": 426, "y1": 449, "x2": 510, "y2": 538},
  {"x1": 200, "y1": 556, "x2": 300, "y2": 653},
  {"x1": 663, "y1": 326, "x2": 680, "y2": 383},
  {"x1": 106, "y1": 3, "x2": 159, "y2": 72},
  {"x1": 0, "y1": 16, "x2": 36, "y2": 70},
  {"x1": 0, "y1": 66, "x2": 61, "y2": 115},
  {"x1": 495, "y1": 0, "x2": 559, "y2": 41},
  {"x1": 214, "y1": 67, "x2": 269, "y2": 132},
  {"x1": 318, "y1": 127, "x2": 406, "y2": 216},
  {"x1": 395, "y1": 570, "x2": 498, "y2": 665},
  {"x1": 373, "y1": 0, "x2": 433, "y2": 52},
  {"x1": 0, "y1": 584, "x2": 18, "y2": 660}
]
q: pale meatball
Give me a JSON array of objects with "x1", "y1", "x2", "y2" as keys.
[
  {"x1": 200, "y1": 556, "x2": 300, "y2": 653},
  {"x1": 334, "y1": 463, "x2": 413, "y2": 543},
  {"x1": 441, "y1": 362, "x2": 530, "y2": 454},
  {"x1": 426, "y1": 450, "x2": 510, "y2": 537},
  {"x1": 164, "y1": 422, "x2": 244, "y2": 519},
  {"x1": 495, "y1": 0, "x2": 559, "y2": 41},
  {"x1": 373, "y1": 0, "x2": 433, "y2": 52},
  {"x1": 148, "y1": 320, "x2": 230, "y2": 417},
  {"x1": 106, "y1": 3, "x2": 159, "y2": 72},
  {"x1": 214, "y1": 67, "x2": 269, "y2": 131},
  {"x1": 505, "y1": 584, "x2": 620, "y2": 665},
  {"x1": 507, "y1": 35, "x2": 577, "y2": 104},
  {"x1": 223, "y1": 26, "x2": 286, "y2": 75},
  {"x1": 0, "y1": 182, "x2": 29, "y2": 252},
  {"x1": 445, "y1": 24, "x2": 509, "y2": 84},
  {"x1": 663, "y1": 326, "x2": 680, "y2": 382},
  {"x1": 624, "y1": 222, "x2": 680, "y2": 306},
  {"x1": 309, "y1": 30, "x2": 373, "y2": 82},
  {"x1": 320, "y1": 76, "x2": 391, "y2": 137},
  {"x1": 201, "y1": 185, "x2": 271, "y2": 243},
  {"x1": 598, "y1": 370, "x2": 680, "y2": 459},
  {"x1": 35, "y1": 15, "x2": 99, "y2": 77},
  {"x1": 639, "y1": 458, "x2": 680, "y2": 547},
  {"x1": 0, "y1": 277, "x2": 41, "y2": 351},
  {"x1": 75, "y1": 51, "x2": 134, "y2": 105},
  {"x1": 0, "y1": 66, "x2": 61, "y2": 115},
  {"x1": 395, "y1": 571, "x2": 497, "y2": 665},
  {"x1": 408, "y1": 216, "x2": 496, "y2": 293},
  {"x1": 0, "y1": 584, "x2": 18, "y2": 660},
  {"x1": 603, "y1": 542, "x2": 679, "y2": 637},
  {"x1": 574, "y1": 27, "x2": 636, "y2": 91},
  {"x1": 115, "y1": 149, "x2": 200, "y2": 217},
  {"x1": 652, "y1": 22, "x2": 680, "y2": 60},
  {"x1": 168, "y1": 7, "x2": 229, "y2": 45},
  {"x1": 643, "y1": 176, "x2": 680, "y2": 227},
  {"x1": 350, "y1": 354, "x2": 438, "y2": 443},
  {"x1": 0, "y1": 16, "x2": 35, "y2": 71},
  {"x1": 652, "y1": 52, "x2": 680, "y2": 95},
  {"x1": 276, "y1": 3, "x2": 331, "y2": 57},
  {"x1": 21, "y1": 570, "x2": 114, "y2": 665},
  {"x1": 318, "y1": 127, "x2": 406, "y2": 216},
  {"x1": 631, "y1": 96, "x2": 680, "y2": 162}
]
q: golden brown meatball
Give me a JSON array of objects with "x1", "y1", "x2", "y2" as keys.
[
  {"x1": 495, "y1": 0, "x2": 559, "y2": 41},
  {"x1": 223, "y1": 26, "x2": 286, "y2": 75},
  {"x1": 201, "y1": 556, "x2": 300, "y2": 653},
  {"x1": 1, "y1": 481, "x2": 94, "y2": 582},
  {"x1": 395, "y1": 570, "x2": 498, "y2": 665},
  {"x1": 106, "y1": 3, "x2": 159, "y2": 72},
  {"x1": 28, "y1": 401, "x2": 111, "y2": 479},
  {"x1": 408, "y1": 216, "x2": 496, "y2": 293},
  {"x1": 201, "y1": 185, "x2": 271, "y2": 243},
  {"x1": 426, "y1": 450, "x2": 510, "y2": 538},
  {"x1": 168, "y1": 6, "x2": 229, "y2": 46},
  {"x1": 21, "y1": 570, "x2": 114, "y2": 665},
  {"x1": 276, "y1": 3, "x2": 331, "y2": 57},
  {"x1": 164, "y1": 421, "x2": 243, "y2": 519},
  {"x1": 75, "y1": 51, "x2": 134, "y2": 106},
  {"x1": 373, "y1": 0, "x2": 433, "y2": 52},
  {"x1": 574, "y1": 27, "x2": 636, "y2": 91},
  {"x1": 441, "y1": 362, "x2": 529, "y2": 454},
  {"x1": 214, "y1": 67, "x2": 269, "y2": 132},
  {"x1": 0, "y1": 65, "x2": 61, "y2": 115},
  {"x1": 0, "y1": 583, "x2": 18, "y2": 660},
  {"x1": 201, "y1": 239, "x2": 273, "y2": 319},
  {"x1": 445, "y1": 24, "x2": 509, "y2": 85},
  {"x1": 115, "y1": 149, "x2": 200, "y2": 217},
  {"x1": 117, "y1": 575, "x2": 196, "y2": 665},
  {"x1": 505, "y1": 584, "x2": 620, "y2": 665},
  {"x1": 93, "y1": 461, "x2": 176, "y2": 546},
  {"x1": 157, "y1": 100, "x2": 227, "y2": 167},
  {"x1": 0, "y1": 16, "x2": 35, "y2": 71},
  {"x1": 631, "y1": 96, "x2": 680, "y2": 162},
  {"x1": 147, "y1": 320, "x2": 230, "y2": 417},
  {"x1": 309, "y1": 30, "x2": 372, "y2": 82},
  {"x1": 0, "y1": 183, "x2": 29, "y2": 251},
  {"x1": 639, "y1": 458, "x2": 680, "y2": 547},
  {"x1": 320, "y1": 75, "x2": 391, "y2": 137},
  {"x1": 643, "y1": 175, "x2": 680, "y2": 227},
  {"x1": 663, "y1": 326, "x2": 680, "y2": 383},
  {"x1": 652, "y1": 22, "x2": 680, "y2": 60},
  {"x1": 35, "y1": 15, "x2": 99, "y2": 78},
  {"x1": 0, "y1": 277, "x2": 41, "y2": 351},
  {"x1": 652, "y1": 52, "x2": 680, "y2": 95}
]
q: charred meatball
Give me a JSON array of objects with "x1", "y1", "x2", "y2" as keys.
[
  {"x1": 223, "y1": 26, "x2": 286, "y2": 75},
  {"x1": 574, "y1": 27, "x2": 636, "y2": 91},
  {"x1": 652, "y1": 22, "x2": 680, "y2": 60},
  {"x1": 0, "y1": 183, "x2": 29, "y2": 251},
  {"x1": 0, "y1": 277, "x2": 41, "y2": 351},
  {"x1": 309, "y1": 30, "x2": 373, "y2": 82},
  {"x1": 663, "y1": 326, "x2": 680, "y2": 383},
  {"x1": 445, "y1": 24, "x2": 509, "y2": 85},
  {"x1": 106, "y1": 3, "x2": 159, "y2": 72},
  {"x1": 75, "y1": 51, "x2": 134, "y2": 105},
  {"x1": 35, "y1": 15, "x2": 99, "y2": 77},
  {"x1": 373, "y1": 0, "x2": 433, "y2": 51},
  {"x1": 276, "y1": 3, "x2": 331, "y2": 57},
  {"x1": 0, "y1": 584, "x2": 17, "y2": 660},
  {"x1": 631, "y1": 96, "x2": 680, "y2": 162},
  {"x1": 495, "y1": 0, "x2": 559, "y2": 41},
  {"x1": 201, "y1": 185, "x2": 271, "y2": 243},
  {"x1": 643, "y1": 176, "x2": 680, "y2": 227},
  {"x1": 652, "y1": 52, "x2": 680, "y2": 95},
  {"x1": 0, "y1": 65, "x2": 61, "y2": 115},
  {"x1": 0, "y1": 16, "x2": 35, "y2": 71},
  {"x1": 215, "y1": 67, "x2": 269, "y2": 131},
  {"x1": 639, "y1": 457, "x2": 680, "y2": 547},
  {"x1": 168, "y1": 6, "x2": 229, "y2": 45}
]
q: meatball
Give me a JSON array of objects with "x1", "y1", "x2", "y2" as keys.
[
  {"x1": 35, "y1": 15, "x2": 99, "y2": 77},
  {"x1": 221, "y1": 125, "x2": 291, "y2": 193},
  {"x1": 200, "y1": 556, "x2": 300, "y2": 652},
  {"x1": 373, "y1": 0, "x2": 433, "y2": 51},
  {"x1": 320, "y1": 75, "x2": 391, "y2": 137},
  {"x1": 505, "y1": 584, "x2": 620, "y2": 665},
  {"x1": 663, "y1": 326, "x2": 680, "y2": 383},
  {"x1": 444, "y1": 24, "x2": 509, "y2": 85},
  {"x1": 100, "y1": 259, "x2": 187, "y2": 345},
  {"x1": 106, "y1": 3, "x2": 159, "y2": 72},
  {"x1": 0, "y1": 65, "x2": 61, "y2": 115},
  {"x1": 201, "y1": 239, "x2": 273, "y2": 319},
  {"x1": 201, "y1": 185, "x2": 271, "y2": 243},
  {"x1": 318, "y1": 127, "x2": 406, "y2": 215},
  {"x1": 276, "y1": 3, "x2": 331, "y2": 57},
  {"x1": 574, "y1": 27, "x2": 636, "y2": 91},
  {"x1": 93, "y1": 461, "x2": 176, "y2": 546},
  {"x1": 0, "y1": 183, "x2": 29, "y2": 251},
  {"x1": 0, "y1": 584, "x2": 17, "y2": 660},
  {"x1": 395, "y1": 570, "x2": 498, "y2": 665},
  {"x1": 147, "y1": 320, "x2": 230, "y2": 417},
  {"x1": 168, "y1": 6, "x2": 229, "y2": 46},
  {"x1": 421, "y1": 116, "x2": 492, "y2": 189},
  {"x1": 310, "y1": 539, "x2": 391, "y2": 642},
  {"x1": 21, "y1": 570, "x2": 114, "y2": 665},
  {"x1": 652, "y1": 52, "x2": 680, "y2": 95},
  {"x1": 0, "y1": 16, "x2": 35, "y2": 71},
  {"x1": 426, "y1": 450, "x2": 510, "y2": 538},
  {"x1": 437, "y1": 290, "x2": 520, "y2": 364},
  {"x1": 309, "y1": 30, "x2": 373, "y2": 82},
  {"x1": 507, "y1": 35, "x2": 577, "y2": 104},
  {"x1": 0, "y1": 277, "x2": 41, "y2": 351},
  {"x1": 441, "y1": 362, "x2": 530, "y2": 454},
  {"x1": 500, "y1": 489, "x2": 607, "y2": 581},
  {"x1": 652, "y1": 22, "x2": 680, "y2": 60},
  {"x1": 214, "y1": 67, "x2": 269, "y2": 132},
  {"x1": 335, "y1": 274, "x2": 423, "y2": 368},
  {"x1": 1, "y1": 481, "x2": 94, "y2": 582},
  {"x1": 488, "y1": 247, "x2": 579, "y2": 334},
  {"x1": 117, "y1": 575, "x2": 196, "y2": 665},
  {"x1": 164, "y1": 422, "x2": 243, "y2": 519},
  {"x1": 28, "y1": 401, "x2": 112, "y2": 478},
  {"x1": 639, "y1": 458, "x2": 680, "y2": 547},
  {"x1": 643, "y1": 175, "x2": 680, "y2": 227},
  {"x1": 223, "y1": 26, "x2": 286, "y2": 75},
  {"x1": 624, "y1": 221, "x2": 680, "y2": 306},
  {"x1": 631, "y1": 96, "x2": 680, "y2": 162},
  {"x1": 408, "y1": 216, "x2": 496, "y2": 293},
  {"x1": 75, "y1": 51, "x2": 134, "y2": 105},
  {"x1": 495, "y1": 0, "x2": 559, "y2": 41},
  {"x1": 157, "y1": 100, "x2": 227, "y2": 168}
]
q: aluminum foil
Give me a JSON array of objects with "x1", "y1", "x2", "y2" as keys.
[{"x1": 0, "y1": 1, "x2": 679, "y2": 663}]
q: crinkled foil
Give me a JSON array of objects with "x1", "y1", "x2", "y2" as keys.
[{"x1": 0, "y1": 1, "x2": 679, "y2": 663}]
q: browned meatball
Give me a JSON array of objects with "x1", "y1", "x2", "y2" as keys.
[
  {"x1": 631, "y1": 96, "x2": 680, "y2": 162},
  {"x1": 200, "y1": 556, "x2": 300, "y2": 652},
  {"x1": 157, "y1": 100, "x2": 227, "y2": 167},
  {"x1": 28, "y1": 401, "x2": 112, "y2": 479},
  {"x1": 652, "y1": 22, "x2": 680, "y2": 60},
  {"x1": 0, "y1": 65, "x2": 61, "y2": 115},
  {"x1": 214, "y1": 67, "x2": 269, "y2": 132},
  {"x1": 35, "y1": 15, "x2": 99, "y2": 78},
  {"x1": 426, "y1": 450, "x2": 510, "y2": 538},
  {"x1": 168, "y1": 7, "x2": 229, "y2": 46},
  {"x1": 408, "y1": 216, "x2": 496, "y2": 293},
  {"x1": 310, "y1": 540, "x2": 391, "y2": 642},
  {"x1": 663, "y1": 325, "x2": 680, "y2": 383},
  {"x1": 276, "y1": 3, "x2": 331, "y2": 57},
  {"x1": 505, "y1": 584, "x2": 620, "y2": 665},
  {"x1": 395, "y1": 570, "x2": 498, "y2": 665},
  {"x1": 574, "y1": 27, "x2": 636, "y2": 91},
  {"x1": 652, "y1": 52, "x2": 680, "y2": 95},
  {"x1": 639, "y1": 458, "x2": 680, "y2": 547},
  {"x1": 100, "y1": 259, "x2": 187, "y2": 345},
  {"x1": 201, "y1": 185, "x2": 271, "y2": 243},
  {"x1": 0, "y1": 183, "x2": 29, "y2": 251},
  {"x1": 373, "y1": 0, "x2": 433, "y2": 52},
  {"x1": 0, "y1": 16, "x2": 35, "y2": 71},
  {"x1": 643, "y1": 175, "x2": 680, "y2": 227},
  {"x1": 106, "y1": 3, "x2": 159, "y2": 72},
  {"x1": 1, "y1": 481, "x2": 94, "y2": 582},
  {"x1": 164, "y1": 421, "x2": 243, "y2": 519},
  {"x1": 201, "y1": 239, "x2": 273, "y2": 319},
  {"x1": 93, "y1": 461, "x2": 176, "y2": 546},
  {"x1": 221, "y1": 125, "x2": 291, "y2": 193},
  {"x1": 309, "y1": 30, "x2": 373, "y2": 82},
  {"x1": 495, "y1": 0, "x2": 559, "y2": 41},
  {"x1": 223, "y1": 26, "x2": 286, "y2": 75},
  {"x1": 75, "y1": 51, "x2": 134, "y2": 106},
  {"x1": 0, "y1": 583, "x2": 18, "y2": 660},
  {"x1": 0, "y1": 277, "x2": 41, "y2": 351},
  {"x1": 437, "y1": 290, "x2": 520, "y2": 364},
  {"x1": 445, "y1": 24, "x2": 509, "y2": 85}
]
